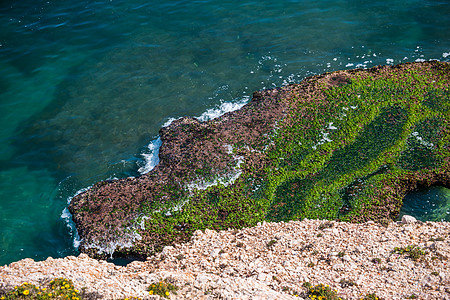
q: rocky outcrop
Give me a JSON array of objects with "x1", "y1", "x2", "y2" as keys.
[
  {"x1": 68, "y1": 61, "x2": 450, "y2": 260},
  {"x1": 69, "y1": 86, "x2": 289, "y2": 259},
  {"x1": 1, "y1": 219, "x2": 449, "y2": 299}
]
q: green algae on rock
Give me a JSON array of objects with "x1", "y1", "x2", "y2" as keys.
[{"x1": 68, "y1": 61, "x2": 450, "y2": 259}]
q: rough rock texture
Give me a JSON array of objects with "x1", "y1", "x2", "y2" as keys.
[
  {"x1": 68, "y1": 61, "x2": 450, "y2": 260},
  {"x1": 1, "y1": 219, "x2": 449, "y2": 299},
  {"x1": 68, "y1": 84, "x2": 289, "y2": 258}
]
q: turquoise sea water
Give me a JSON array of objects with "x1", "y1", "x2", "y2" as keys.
[
  {"x1": 399, "y1": 186, "x2": 450, "y2": 222},
  {"x1": 0, "y1": 0, "x2": 449, "y2": 266}
]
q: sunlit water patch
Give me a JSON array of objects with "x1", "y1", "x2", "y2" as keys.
[
  {"x1": 0, "y1": 168, "x2": 77, "y2": 264},
  {"x1": 399, "y1": 186, "x2": 450, "y2": 222}
]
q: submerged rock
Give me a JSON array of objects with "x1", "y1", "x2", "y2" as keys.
[{"x1": 69, "y1": 61, "x2": 450, "y2": 259}]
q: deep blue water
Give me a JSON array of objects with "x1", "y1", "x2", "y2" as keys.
[{"x1": 1, "y1": 0, "x2": 449, "y2": 266}]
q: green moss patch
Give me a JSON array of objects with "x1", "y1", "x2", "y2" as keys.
[
  {"x1": 136, "y1": 62, "x2": 450, "y2": 256},
  {"x1": 263, "y1": 62, "x2": 449, "y2": 223}
]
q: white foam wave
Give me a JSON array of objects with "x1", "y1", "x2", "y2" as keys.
[
  {"x1": 139, "y1": 97, "x2": 250, "y2": 175},
  {"x1": 85, "y1": 230, "x2": 142, "y2": 258},
  {"x1": 60, "y1": 185, "x2": 93, "y2": 249},
  {"x1": 138, "y1": 137, "x2": 162, "y2": 174},
  {"x1": 195, "y1": 96, "x2": 249, "y2": 122},
  {"x1": 186, "y1": 169, "x2": 243, "y2": 193},
  {"x1": 66, "y1": 185, "x2": 92, "y2": 204},
  {"x1": 163, "y1": 117, "x2": 179, "y2": 128},
  {"x1": 61, "y1": 207, "x2": 81, "y2": 249}
]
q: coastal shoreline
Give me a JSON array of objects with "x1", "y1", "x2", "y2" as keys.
[{"x1": 68, "y1": 61, "x2": 450, "y2": 260}]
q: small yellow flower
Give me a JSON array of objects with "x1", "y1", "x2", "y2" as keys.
[
  {"x1": 149, "y1": 290, "x2": 154, "y2": 295},
  {"x1": 42, "y1": 287, "x2": 47, "y2": 291},
  {"x1": 65, "y1": 284, "x2": 70, "y2": 288},
  {"x1": 165, "y1": 291, "x2": 170, "y2": 296},
  {"x1": 48, "y1": 293, "x2": 53, "y2": 297},
  {"x1": 23, "y1": 290, "x2": 30, "y2": 295},
  {"x1": 74, "y1": 289, "x2": 79, "y2": 293}
]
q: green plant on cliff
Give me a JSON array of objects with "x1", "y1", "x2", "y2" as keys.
[
  {"x1": 393, "y1": 245, "x2": 426, "y2": 261},
  {"x1": 303, "y1": 282, "x2": 344, "y2": 300},
  {"x1": 0, "y1": 278, "x2": 145, "y2": 300},
  {"x1": 155, "y1": 64, "x2": 446, "y2": 253},
  {"x1": 147, "y1": 280, "x2": 178, "y2": 299},
  {"x1": 266, "y1": 66, "x2": 449, "y2": 223},
  {"x1": 361, "y1": 293, "x2": 384, "y2": 300},
  {"x1": 0, "y1": 278, "x2": 82, "y2": 300}
]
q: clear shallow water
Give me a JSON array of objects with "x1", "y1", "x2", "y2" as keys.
[
  {"x1": 1, "y1": 0, "x2": 449, "y2": 265},
  {"x1": 399, "y1": 186, "x2": 450, "y2": 222}
]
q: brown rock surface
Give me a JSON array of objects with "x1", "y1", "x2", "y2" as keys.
[{"x1": 68, "y1": 83, "x2": 289, "y2": 259}]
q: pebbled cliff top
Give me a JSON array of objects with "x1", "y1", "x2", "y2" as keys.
[{"x1": 1, "y1": 218, "x2": 449, "y2": 299}]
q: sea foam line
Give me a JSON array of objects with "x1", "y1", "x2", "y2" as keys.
[
  {"x1": 61, "y1": 208, "x2": 81, "y2": 248},
  {"x1": 138, "y1": 96, "x2": 249, "y2": 175},
  {"x1": 85, "y1": 229, "x2": 142, "y2": 258},
  {"x1": 138, "y1": 137, "x2": 162, "y2": 174},
  {"x1": 63, "y1": 98, "x2": 250, "y2": 254},
  {"x1": 61, "y1": 186, "x2": 92, "y2": 249}
]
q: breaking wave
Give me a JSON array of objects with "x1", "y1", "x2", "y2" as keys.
[{"x1": 138, "y1": 96, "x2": 249, "y2": 175}]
